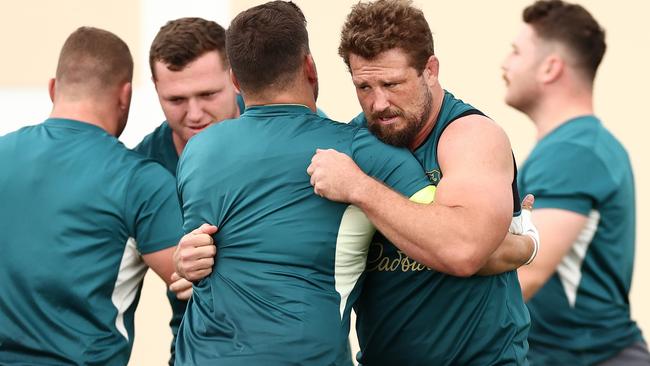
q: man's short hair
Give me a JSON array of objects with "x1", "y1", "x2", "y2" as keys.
[
  {"x1": 339, "y1": 0, "x2": 434, "y2": 74},
  {"x1": 56, "y1": 26, "x2": 133, "y2": 94},
  {"x1": 226, "y1": 1, "x2": 309, "y2": 97},
  {"x1": 524, "y1": 0, "x2": 606, "y2": 81},
  {"x1": 149, "y1": 17, "x2": 227, "y2": 80}
]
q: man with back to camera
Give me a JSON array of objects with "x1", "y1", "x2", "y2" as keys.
[
  {"x1": 0, "y1": 26, "x2": 187, "y2": 365},
  {"x1": 502, "y1": 1, "x2": 650, "y2": 364},
  {"x1": 135, "y1": 17, "x2": 334, "y2": 364},
  {"x1": 307, "y1": 0, "x2": 535, "y2": 364}
]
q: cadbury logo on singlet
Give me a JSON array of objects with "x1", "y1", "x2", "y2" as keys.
[
  {"x1": 366, "y1": 242, "x2": 431, "y2": 272},
  {"x1": 426, "y1": 169, "x2": 441, "y2": 185}
]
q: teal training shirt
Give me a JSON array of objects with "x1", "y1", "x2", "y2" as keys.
[
  {"x1": 518, "y1": 116, "x2": 643, "y2": 365},
  {"x1": 133, "y1": 95, "x2": 326, "y2": 365},
  {"x1": 175, "y1": 105, "x2": 432, "y2": 366},
  {"x1": 0, "y1": 118, "x2": 183, "y2": 365},
  {"x1": 134, "y1": 121, "x2": 178, "y2": 174},
  {"x1": 351, "y1": 91, "x2": 530, "y2": 366}
]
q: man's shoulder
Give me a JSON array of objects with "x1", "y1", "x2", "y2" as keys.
[{"x1": 115, "y1": 143, "x2": 175, "y2": 182}]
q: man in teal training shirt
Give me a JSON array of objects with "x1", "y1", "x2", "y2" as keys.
[
  {"x1": 503, "y1": 1, "x2": 649, "y2": 364},
  {"x1": 0, "y1": 27, "x2": 184, "y2": 365}
]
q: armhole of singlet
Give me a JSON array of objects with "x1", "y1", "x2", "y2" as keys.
[{"x1": 435, "y1": 109, "x2": 522, "y2": 214}]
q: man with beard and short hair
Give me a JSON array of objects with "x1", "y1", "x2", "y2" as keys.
[{"x1": 307, "y1": 0, "x2": 534, "y2": 364}]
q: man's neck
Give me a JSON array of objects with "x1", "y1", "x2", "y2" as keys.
[
  {"x1": 242, "y1": 81, "x2": 317, "y2": 113},
  {"x1": 530, "y1": 90, "x2": 594, "y2": 141},
  {"x1": 49, "y1": 101, "x2": 116, "y2": 136}
]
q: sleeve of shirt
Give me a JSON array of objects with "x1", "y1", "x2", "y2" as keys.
[
  {"x1": 176, "y1": 135, "x2": 218, "y2": 235},
  {"x1": 351, "y1": 128, "x2": 432, "y2": 201},
  {"x1": 126, "y1": 162, "x2": 184, "y2": 254},
  {"x1": 519, "y1": 142, "x2": 614, "y2": 216},
  {"x1": 348, "y1": 112, "x2": 367, "y2": 127}
]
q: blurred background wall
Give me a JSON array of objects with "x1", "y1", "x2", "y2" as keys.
[{"x1": 1, "y1": 1, "x2": 648, "y2": 364}]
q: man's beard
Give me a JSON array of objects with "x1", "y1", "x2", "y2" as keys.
[{"x1": 367, "y1": 86, "x2": 433, "y2": 148}]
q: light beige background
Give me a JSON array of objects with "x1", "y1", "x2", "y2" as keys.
[{"x1": 1, "y1": 1, "x2": 648, "y2": 365}]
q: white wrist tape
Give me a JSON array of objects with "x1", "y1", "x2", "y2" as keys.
[{"x1": 510, "y1": 209, "x2": 540, "y2": 265}]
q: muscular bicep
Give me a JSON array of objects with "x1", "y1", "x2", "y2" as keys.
[
  {"x1": 435, "y1": 115, "x2": 514, "y2": 235},
  {"x1": 518, "y1": 208, "x2": 588, "y2": 301}
]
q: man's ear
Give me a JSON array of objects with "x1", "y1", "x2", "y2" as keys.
[
  {"x1": 230, "y1": 69, "x2": 242, "y2": 94},
  {"x1": 539, "y1": 54, "x2": 564, "y2": 84},
  {"x1": 422, "y1": 55, "x2": 439, "y2": 85},
  {"x1": 304, "y1": 54, "x2": 318, "y2": 85},
  {"x1": 119, "y1": 82, "x2": 133, "y2": 111},
  {"x1": 48, "y1": 78, "x2": 56, "y2": 103}
]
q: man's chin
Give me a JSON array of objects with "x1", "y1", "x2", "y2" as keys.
[{"x1": 370, "y1": 126, "x2": 410, "y2": 148}]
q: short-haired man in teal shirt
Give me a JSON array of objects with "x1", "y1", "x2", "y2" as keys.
[
  {"x1": 0, "y1": 27, "x2": 186, "y2": 365},
  {"x1": 502, "y1": 1, "x2": 649, "y2": 364}
]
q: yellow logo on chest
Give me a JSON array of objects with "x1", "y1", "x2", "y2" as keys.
[
  {"x1": 425, "y1": 169, "x2": 441, "y2": 185},
  {"x1": 366, "y1": 242, "x2": 431, "y2": 272}
]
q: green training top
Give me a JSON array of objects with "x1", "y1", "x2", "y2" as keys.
[
  {"x1": 175, "y1": 105, "x2": 433, "y2": 366},
  {"x1": 351, "y1": 91, "x2": 530, "y2": 366},
  {"x1": 518, "y1": 115, "x2": 643, "y2": 365},
  {"x1": 0, "y1": 118, "x2": 183, "y2": 365},
  {"x1": 133, "y1": 95, "x2": 327, "y2": 365}
]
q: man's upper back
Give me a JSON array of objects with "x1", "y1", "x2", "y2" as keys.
[
  {"x1": 175, "y1": 105, "x2": 429, "y2": 365},
  {"x1": 0, "y1": 118, "x2": 182, "y2": 365}
]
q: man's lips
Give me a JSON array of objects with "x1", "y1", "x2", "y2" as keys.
[
  {"x1": 377, "y1": 116, "x2": 399, "y2": 125},
  {"x1": 188, "y1": 124, "x2": 209, "y2": 131}
]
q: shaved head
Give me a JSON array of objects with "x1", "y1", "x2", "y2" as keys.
[{"x1": 55, "y1": 26, "x2": 133, "y2": 99}]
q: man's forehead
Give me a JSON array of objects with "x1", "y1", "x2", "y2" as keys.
[{"x1": 349, "y1": 50, "x2": 416, "y2": 80}]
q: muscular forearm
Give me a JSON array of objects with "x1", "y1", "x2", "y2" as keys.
[
  {"x1": 476, "y1": 233, "x2": 534, "y2": 276},
  {"x1": 351, "y1": 175, "x2": 508, "y2": 277}
]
